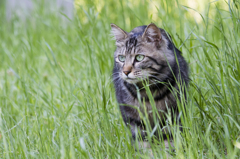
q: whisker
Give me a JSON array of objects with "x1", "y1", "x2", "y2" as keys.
[
  {"x1": 148, "y1": 72, "x2": 169, "y2": 77},
  {"x1": 112, "y1": 77, "x2": 121, "y2": 82},
  {"x1": 112, "y1": 72, "x2": 121, "y2": 76},
  {"x1": 148, "y1": 75, "x2": 163, "y2": 82}
]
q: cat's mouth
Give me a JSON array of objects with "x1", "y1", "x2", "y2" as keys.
[{"x1": 121, "y1": 72, "x2": 151, "y2": 84}]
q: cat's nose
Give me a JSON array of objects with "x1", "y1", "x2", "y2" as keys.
[
  {"x1": 123, "y1": 65, "x2": 132, "y2": 76},
  {"x1": 123, "y1": 71, "x2": 131, "y2": 76}
]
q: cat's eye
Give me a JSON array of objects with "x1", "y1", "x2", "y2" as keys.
[
  {"x1": 135, "y1": 55, "x2": 145, "y2": 62},
  {"x1": 118, "y1": 55, "x2": 126, "y2": 62}
]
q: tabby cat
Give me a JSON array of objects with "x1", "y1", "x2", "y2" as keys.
[{"x1": 111, "y1": 23, "x2": 189, "y2": 141}]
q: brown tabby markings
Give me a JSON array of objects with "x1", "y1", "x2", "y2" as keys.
[{"x1": 111, "y1": 23, "x2": 189, "y2": 140}]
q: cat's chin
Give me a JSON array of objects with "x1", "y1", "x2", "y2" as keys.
[
  {"x1": 123, "y1": 78, "x2": 139, "y2": 84},
  {"x1": 124, "y1": 80, "x2": 138, "y2": 84},
  {"x1": 123, "y1": 76, "x2": 150, "y2": 84}
]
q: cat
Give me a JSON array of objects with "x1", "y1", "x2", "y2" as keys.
[{"x1": 111, "y1": 23, "x2": 189, "y2": 142}]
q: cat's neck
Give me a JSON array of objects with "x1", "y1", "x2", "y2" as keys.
[{"x1": 123, "y1": 80, "x2": 171, "y2": 101}]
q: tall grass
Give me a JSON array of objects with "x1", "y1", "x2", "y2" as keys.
[{"x1": 0, "y1": 0, "x2": 239, "y2": 158}]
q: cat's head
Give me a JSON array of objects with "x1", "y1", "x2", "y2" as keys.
[{"x1": 111, "y1": 23, "x2": 175, "y2": 84}]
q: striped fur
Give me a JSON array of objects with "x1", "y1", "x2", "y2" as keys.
[{"x1": 111, "y1": 23, "x2": 189, "y2": 140}]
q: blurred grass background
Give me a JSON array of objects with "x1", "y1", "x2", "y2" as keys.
[{"x1": 0, "y1": 0, "x2": 240, "y2": 158}]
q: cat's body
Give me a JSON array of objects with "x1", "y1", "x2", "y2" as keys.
[{"x1": 111, "y1": 23, "x2": 189, "y2": 140}]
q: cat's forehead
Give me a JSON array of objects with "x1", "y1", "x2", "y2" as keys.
[{"x1": 122, "y1": 26, "x2": 148, "y2": 55}]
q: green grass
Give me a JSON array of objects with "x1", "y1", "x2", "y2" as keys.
[{"x1": 0, "y1": 0, "x2": 240, "y2": 158}]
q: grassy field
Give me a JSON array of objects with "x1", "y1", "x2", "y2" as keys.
[{"x1": 0, "y1": 0, "x2": 240, "y2": 158}]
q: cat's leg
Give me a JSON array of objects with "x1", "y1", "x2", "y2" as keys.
[
  {"x1": 129, "y1": 121, "x2": 147, "y2": 140},
  {"x1": 120, "y1": 105, "x2": 147, "y2": 139}
]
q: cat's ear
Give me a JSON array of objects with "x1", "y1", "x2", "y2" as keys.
[
  {"x1": 142, "y1": 23, "x2": 162, "y2": 44},
  {"x1": 111, "y1": 23, "x2": 128, "y2": 42}
]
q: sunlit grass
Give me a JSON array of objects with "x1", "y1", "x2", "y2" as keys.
[{"x1": 0, "y1": 0, "x2": 240, "y2": 158}]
